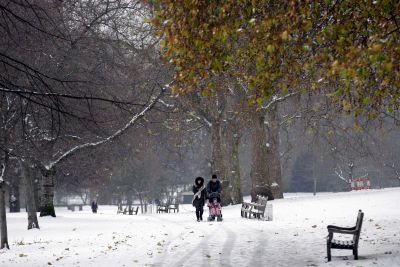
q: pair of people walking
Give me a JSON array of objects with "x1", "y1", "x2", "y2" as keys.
[{"x1": 192, "y1": 174, "x2": 222, "y2": 222}]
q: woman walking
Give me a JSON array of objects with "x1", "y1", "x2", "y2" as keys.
[{"x1": 192, "y1": 177, "x2": 206, "y2": 222}]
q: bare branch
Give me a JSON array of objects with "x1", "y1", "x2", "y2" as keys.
[
  {"x1": 0, "y1": 87, "x2": 146, "y2": 107},
  {"x1": 334, "y1": 165, "x2": 351, "y2": 184},
  {"x1": 261, "y1": 92, "x2": 299, "y2": 110},
  {"x1": 45, "y1": 87, "x2": 165, "y2": 170}
]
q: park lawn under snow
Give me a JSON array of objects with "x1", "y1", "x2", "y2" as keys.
[{"x1": 1, "y1": 188, "x2": 400, "y2": 267}]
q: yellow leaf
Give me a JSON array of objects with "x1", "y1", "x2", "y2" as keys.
[
  {"x1": 332, "y1": 60, "x2": 340, "y2": 70},
  {"x1": 370, "y1": 44, "x2": 382, "y2": 52},
  {"x1": 281, "y1": 30, "x2": 289, "y2": 41},
  {"x1": 267, "y1": 44, "x2": 275, "y2": 53}
]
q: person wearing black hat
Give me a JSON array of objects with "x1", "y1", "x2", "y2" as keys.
[
  {"x1": 206, "y1": 174, "x2": 222, "y2": 203},
  {"x1": 192, "y1": 177, "x2": 206, "y2": 222}
]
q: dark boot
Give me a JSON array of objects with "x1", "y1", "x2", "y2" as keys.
[
  {"x1": 196, "y1": 207, "x2": 200, "y2": 221},
  {"x1": 200, "y1": 207, "x2": 204, "y2": 221}
]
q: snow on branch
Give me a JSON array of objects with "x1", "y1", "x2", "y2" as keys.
[
  {"x1": 186, "y1": 125, "x2": 205, "y2": 132},
  {"x1": 158, "y1": 99, "x2": 174, "y2": 108},
  {"x1": 279, "y1": 113, "x2": 302, "y2": 126},
  {"x1": 262, "y1": 92, "x2": 299, "y2": 110},
  {"x1": 45, "y1": 88, "x2": 165, "y2": 170},
  {"x1": 334, "y1": 166, "x2": 351, "y2": 184},
  {"x1": 202, "y1": 117, "x2": 212, "y2": 128},
  {"x1": 187, "y1": 112, "x2": 212, "y2": 128},
  {"x1": 0, "y1": 163, "x2": 5, "y2": 183}
]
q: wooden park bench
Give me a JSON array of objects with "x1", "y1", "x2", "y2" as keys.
[
  {"x1": 67, "y1": 204, "x2": 83, "y2": 212},
  {"x1": 117, "y1": 204, "x2": 139, "y2": 215},
  {"x1": 157, "y1": 203, "x2": 169, "y2": 213},
  {"x1": 168, "y1": 203, "x2": 179, "y2": 213},
  {"x1": 327, "y1": 209, "x2": 364, "y2": 261},
  {"x1": 241, "y1": 195, "x2": 268, "y2": 219},
  {"x1": 124, "y1": 206, "x2": 139, "y2": 215}
]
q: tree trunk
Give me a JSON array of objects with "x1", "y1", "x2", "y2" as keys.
[
  {"x1": 0, "y1": 154, "x2": 10, "y2": 249},
  {"x1": 210, "y1": 119, "x2": 228, "y2": 205},
  {"x1": 39, "y1": 169, "x2": 56, "y2": 217},
  {"x1": 0, "y1": 183, "x2": 9, "y2": 249},
  {"x1": 9, "y1": 178, "x2": 20, "y2": 213},
  {"x1": 313, "y1": 177, "x2": 317, "y2": 196},
  {"x1": 250, "y1": 110, "x2": 274, "y2": 201},
  {"x1": 211, "y1": 120, "x2": 226, "y2": 177},
  {"x1": 230, "y1": 128, "x2": 243, "y2": 204},
  {"x1": 33, "y1": 172, "x2": 41, "y2": 210},
  {"x1": 139, "y1": 193, "x2": 144, "y2": 214},
  {"x1": 223, "y1": 121, "x2": 243, "y2": 205},
  {"x1": 126, "y1": 191, "x2": 133, "y2": 206},
  {"x1": 265, "y1": 105, "x2": 283, "y2": 199},
  {"x1": 20, "y1": 161, "x2": 40, "y2": 229}
]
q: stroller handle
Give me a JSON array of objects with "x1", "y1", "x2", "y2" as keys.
[{"x1": 208, "y1": 192, "x2": 221, "y2": 199}]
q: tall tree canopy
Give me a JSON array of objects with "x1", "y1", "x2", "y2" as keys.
[{"x1": 153, "y1": 0, "x2": 400, "y2": 118}]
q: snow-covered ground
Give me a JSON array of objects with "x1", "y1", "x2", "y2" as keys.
[{"x1": 1, "y1": 188, "x2": 400, "y2": 267}]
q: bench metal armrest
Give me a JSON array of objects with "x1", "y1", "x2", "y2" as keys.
[
  {"x1": 327, "y1": 228, "x2": 357, "y2": 235},
  {"x1": 327, "y1": 225, "x2": 356, "y2": 231}
]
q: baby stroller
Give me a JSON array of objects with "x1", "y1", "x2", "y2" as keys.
[{"x1": 207, "y1": 192, "x2": 222, "y2": 221}]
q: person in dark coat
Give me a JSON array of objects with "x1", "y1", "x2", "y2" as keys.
[
  {"x1": 192, "y1": 177, "x2": 206, "y2": 221},
  {"x1": 91, "y1": 201, "x2": 98, "y2": 213},
  {"x1": 206, "y1": 174, "x2": 222, "y2": 203}
]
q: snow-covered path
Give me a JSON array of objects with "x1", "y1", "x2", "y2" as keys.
[{"x1": 1, "y1": 188, "x2": 400, "y2": 267}]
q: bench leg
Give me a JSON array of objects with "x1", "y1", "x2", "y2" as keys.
[
  {"x1": 353, "y1": 248, "x2": 358, "y2": 260},
  {"x1": 327, "y1": 244, "x2": 331, "y2": 262}
]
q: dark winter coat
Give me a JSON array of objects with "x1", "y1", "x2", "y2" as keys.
[
  {"x1": 192, "y1": 185, "x2": 206, "y2": 207},
  {"x1": 91, "y1": 202, "x2": 98, "y2": 212},
  {"x1": 206, "y1": 180, "x2": 222, "y2": 195}
]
